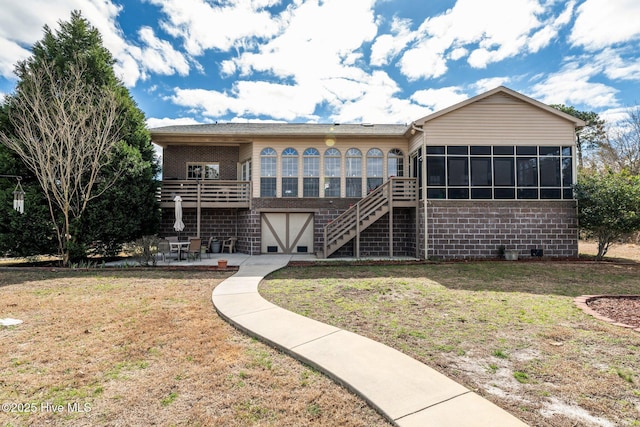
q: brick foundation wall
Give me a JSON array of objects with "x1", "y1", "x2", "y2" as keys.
[
  {"x1": 422, "y1": 200, "x2": 578, "y2": 259},
  {"x1": 160, "y1": 199, "x2": 577, "y2": 259}
]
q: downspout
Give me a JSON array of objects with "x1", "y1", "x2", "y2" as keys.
[{"x1": 411, "y1": 123, "x2": 428, "y2": 260}]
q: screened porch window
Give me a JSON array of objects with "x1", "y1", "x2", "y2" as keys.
[{"x1": 422, "y1": 145, "x2": 574, "y2": 200}]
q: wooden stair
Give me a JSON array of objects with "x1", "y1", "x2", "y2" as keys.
[{"x1": 323, "y1": 178, "x2": 417, "y2": 258}]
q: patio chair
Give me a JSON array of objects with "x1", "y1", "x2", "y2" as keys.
[
  {"x1": 203, "y1": 236, "x2": 215, "y2": 258},
  {"x1": 187, "y1": 238, "x2": 202, "y2": 261},
  {"x1": 157, "y1": 239, "x2": 171, "y2": 262},
  {"x1": 221, "y1": 237, "x2": 237, "y2": 253}
]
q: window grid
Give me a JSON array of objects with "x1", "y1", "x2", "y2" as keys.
[
  {"x1": 260, "y1": 148, "x2": 277, "y2": 197},
  {"x1": 187, "y1": 162, "x2": 220, "y2": 180},
  {"x1": 425, "y1": 145, "x2": 573, "y2": 200},
  {"x1": 303, "y1": 148, "x2": 320, "y2": 197},
  {"x1": 346, "y1": 148, "x2": 362, "y2": 197},
  {"x1": 324, "y1": 148, "x2": 341, "y2": 197},
  {"x1": 366, "y1": 148, "x2": 383, "y2": 192},
  {"x1": 281, "y1": 147, "x2": 298, "y2": 197},
  {"x1": 388, "y1": 148, "x2": 404, "y2": 177},
  {"x1": 255, "y1": 146, "x2": 408, "y2": 198}
]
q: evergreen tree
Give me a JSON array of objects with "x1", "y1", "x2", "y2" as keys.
[
  {"x1": 550, "y1": 104, "x2": 606, "y2": 169},
  {"x1": 0, "y1": 11, "x2": 159, "y2": 262}
]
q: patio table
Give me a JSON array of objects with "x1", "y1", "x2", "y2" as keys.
[{"x1": 169, "y1": 241, "x2": 190, "y2": 261}]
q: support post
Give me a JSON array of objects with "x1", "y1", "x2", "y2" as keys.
[
  {"x1": 355, "y1": 203, "x2": 360, "y2": 258},
  {"x1": 388, "y1": 182, "x2": 394, "y2": 257},
  {"x1": 196, "y1": 180, "x2": 201, "y2": 238},
  {"x1": 411, "y1": 124, "x2": 428, "y2": 260}
]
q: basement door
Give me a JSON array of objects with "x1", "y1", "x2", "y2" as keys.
[{"x1": 261, "y1": 213, "x2": 314, "y2": 254}]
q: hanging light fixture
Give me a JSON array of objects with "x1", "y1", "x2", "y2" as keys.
[{"x1": 13, "y1": 177, "x2": 25, "y2": 214}]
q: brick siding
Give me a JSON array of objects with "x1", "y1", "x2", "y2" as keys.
[
  {"x1": 160, "y1": 199, "x2": 578, "y2": 259},
  {"x1": 163, "y1": 146, "x2": 239, "y2": 180},
  {"x1": 422, "y1": 200, "x2": 578, "y2": 259}
]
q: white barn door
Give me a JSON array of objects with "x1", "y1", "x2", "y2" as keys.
[{"x1": 261, "y1": 213, "x2": 314, "y2": 254}]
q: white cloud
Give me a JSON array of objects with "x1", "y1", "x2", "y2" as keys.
[
  {"x1": 0, "y1": 1, "x2": 81, "y2": 79},
  {"x1": 0, "y1": 38, "x2": 30, "y2": 79},
  {"x1": 147, "y1": 116, "x2": 201, "y2": 129},
  {"x1": 530, "y1": 61, "x2": 619, "y2": 108},
  {"x1": 399, "y1": 38, "x2": 450, "y2": 80},
  {"x1": 0, "y1": 0, "x2": 196, "y2": 88},
  {"x1": 410, "y1": 86, "x2": 469, "y2": 111},
  {"x1": 528, "y1": 1, "x2": 576, "y2": 53},
  {"x1": 398, "y1": 0, "x2": 569, "y2": 79},
  {"x1": 136, "y1": 26, "x2": 190, "y2": 77},
  {"x1": 170, "y1": 81, "x2": 322, "y2": 122},
  {"x1": 331, "y1": 71, "x2": 425, "y2": 124},
  {"x1": 147, "y1": 0, "x2": 281, "y2": 55},
  {"x1": 473, "y1": 77, "x2": 512, "y2": 92},
  {"x1": 594, "y1": 49, "x2": 640, "y2": 82},
  {"x1": 370, "y1": 16, "x2": 414, "y2": 67},
  {"x1": 231, "y1": 0, "x2": 378, "y2": 82},
  {"x1": 169, "y1": 0, "x2": 422, "y2": 123},
  {"x1": 570, "y1": 0, "x2": 640, "y2": 50}
]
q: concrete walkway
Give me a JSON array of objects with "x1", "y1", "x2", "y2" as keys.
[{"x1": 212, "y1": 255, "x2": 528, "y2": 427}]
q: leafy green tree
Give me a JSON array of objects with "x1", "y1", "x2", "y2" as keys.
[
  {"x1": 550, "y1": 104, "x2": 606, "y2": 169},
  {"x1": 574, "y1": 170, "x2": 640, "y2": 260},
  {"x1": 0, "y1": 11, "x2": 159, "y2": 263}
]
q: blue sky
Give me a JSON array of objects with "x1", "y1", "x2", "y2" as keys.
[{"x1": 1, "y1": 0, "x2": 639, "y2": 129}]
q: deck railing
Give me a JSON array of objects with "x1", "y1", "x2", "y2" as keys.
[{"x1": 158, "y1": 180, "x2": 251, "y2": 208}]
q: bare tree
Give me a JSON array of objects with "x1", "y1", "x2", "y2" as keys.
[
  {"x1": 597, "y1": 106, "x2": 640, "y2": 175},
  {"x1": 0, "y1": 60, "x2": 122, "y2": 265}
]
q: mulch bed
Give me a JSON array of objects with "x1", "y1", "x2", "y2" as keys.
[
  {"x1": 587, "y1": 296, "x2": 640, "y2": 329},
  {"x1": 575, "y1": 295, "x2": 640, "y2": 331}
]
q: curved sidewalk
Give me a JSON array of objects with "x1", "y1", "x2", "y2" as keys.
[{"x1": 212, "y1": 255, "x2": 528, "y2": 427}]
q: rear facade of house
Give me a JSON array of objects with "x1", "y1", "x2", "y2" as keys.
[{"x1": 152, "y1": 86, "x2": 584, "y2": 260}]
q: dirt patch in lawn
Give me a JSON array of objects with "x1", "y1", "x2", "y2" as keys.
[
  {"x1": 0, "y1": 269, "x2": 387, "y2": 426},
  {"x1": 261, "y1": 261, "x2": 640, "y2": 427}
]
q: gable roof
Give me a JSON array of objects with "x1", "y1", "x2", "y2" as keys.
[{"x1": 411, "y1": 86, "x2": 587, "y2": 129}]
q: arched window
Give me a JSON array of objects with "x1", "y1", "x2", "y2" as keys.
[
  {"x1": 260, "y1": 148, "x2": 277, "y2": 197},
  {"x1": 346, "y1": 148, "x2": 362, "y2": 197},
  {"x1": 324, "y1": 148, "x2": 341, "y2": 197},
  {"x1": 303, "y1": 148, "x2": 320, "y2": 197},
  {"x1": 388, "y1": 148, "x2": 404, "y2": 178},
  {"x1": 282, "y1": 147, "x2": 298, "y2": 197},
  {"x1": 367, "y1": 148, "x2": 383, "y2": 192}
]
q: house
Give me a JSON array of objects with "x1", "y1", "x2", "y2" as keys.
[{"x1": 151, "y1": 86, "x2": 585, "y2": 259}]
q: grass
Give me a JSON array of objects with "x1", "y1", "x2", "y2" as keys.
[
  {"x1": 0, "y1": 269, "x2": 386, "y2": 426},
  {"x1": 260, "y1": 260, "x2": 640, "y2": 427}
]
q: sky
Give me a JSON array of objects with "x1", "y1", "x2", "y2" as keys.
[{"x1": 1, "y1": 0, "x2": 639, "y2": 131}]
